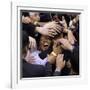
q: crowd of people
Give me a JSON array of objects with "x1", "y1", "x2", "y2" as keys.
[{"x1": 21, "y1": 11, "x2": 79, "y2": 77}]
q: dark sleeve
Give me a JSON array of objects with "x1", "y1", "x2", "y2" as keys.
[
  {"x1": 53, "y1": 71, "x2": 61, "y2": 76},
  {"x1": 45, "y1": 62, "x2": 53, "y2": 76},
  {"x1": 22, "y1": 23, "x2": 36, "y2": 38},
  {"x1": 72, "y1": 46, "x2": 79, "y2": 64},
  {"x1": 45, "y1": 62, "x2": 61, "y2": 76},
  {"x1": 22, "y1": 60, "x2": 46, "y2": 77},
  {"x1": 70, "y1": 46, "x2": 79, "y2": 73}
]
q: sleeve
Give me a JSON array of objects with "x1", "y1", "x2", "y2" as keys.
[
  {"x1": 45, "y1": 62, "x2": 53, "y2": 76},
  {"x1": 45, "y1": 62, "x2": 61, "y2": 76},
  {"x1": 53, "y1": 71, "x2": 61, "y2": 76},
  {"x1": 22, "y1": 60, "x2": 46, "y2": 77},
  {"x1": 70, "y1": 46, "x2": 79, "y2": 73},
  {"x1": 22, "y1": 23, "x2": 36, "y2": 38},
  {"x1": 72, "y1": 46, "x2": 79, "y2": 64}
]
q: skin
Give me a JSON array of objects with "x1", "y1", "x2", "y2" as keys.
[
  {"x1": 22, "y1": 12, "x2": 62, "y2": 38},
  {"x1": 56, "y1": 38, "x2": 74, "y2": 51},
  {"x1": 29, "y1": 36, "x2": 36, "y2": 49},
  {"x1": 56, "y1": 54, "x2": 66, "y2": 71},
  {"x1": 29, "y1": 12, "x2": 40, "y2": 23},
  {"x1": 22, "y1": 16, "x2": 31, "y2": 24},
  {"x1": 39, "y1": 35, "x2": 52, "y2": 51}
]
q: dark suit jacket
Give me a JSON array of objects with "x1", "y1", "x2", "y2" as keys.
[
  {"x1": 22, "y1": 23, "x2": 36, "y2": 38},
  {"x1": 70, "y1": 46, "x2": 79, "y2": 74},
  {"x1": 22, "y1": 59, "x2": 46, "y2": 77},
  {"x1": 22, "y1": 59, "x2": 61, "y2": 77}
]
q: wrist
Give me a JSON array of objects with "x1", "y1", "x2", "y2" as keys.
[
  {"x1": 51, "y1": 51, "x2": 57, "y2": 57},
  {"x1": 35, "y1": 27, "x2": 40, "y2": 32},
  {"x1": 47, "y1": 54, "x2": 56, "y2": 64},
  {"x1": 69, "y1": 45, "x2": 74, "y2": 52}
]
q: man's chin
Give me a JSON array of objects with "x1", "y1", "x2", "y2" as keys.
[{"x1": 42, "y1": 48, "x2": 49, "y2": 51}]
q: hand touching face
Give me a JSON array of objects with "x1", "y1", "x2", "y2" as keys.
[
  {"x1": 22, "y1": 16, "x2": 31, "y2": 24},
  {"x1": 56, "y1": 54, "x2": 66, "y2": 70},
  {"x1": 53, "y1": 40, "x2": 62, "y2": 55},
  {"x1": 25, "y1": 50, "x2": 35, "y2": 64},
  {"x1": 56, "y1": 38, "x2": 74, "y2": 51},
  {"x1": 29, "y1": 36, "x2": 37, "y2": 49}
]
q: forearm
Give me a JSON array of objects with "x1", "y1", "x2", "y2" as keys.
[
  {"x1": 47, "y1": 51, "x2": 57, "y2": 64},
  {"x1": 45, "y1": 62, "x2": 53, "y2": 76},
  {"x1": 45, "y1": 61, "x2": 62, "y2": 76},
  {"x1": 35, "y1": 26, "x2": 40, "y2": 32},
  {"x1": 71, "y1": 46, "x2": 79, "y2": 64}
]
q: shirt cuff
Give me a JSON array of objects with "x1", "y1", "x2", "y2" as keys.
[{"x1": 55, "y1": 68, "x2": 61, "y2": 72}]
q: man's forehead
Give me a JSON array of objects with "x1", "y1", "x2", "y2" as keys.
[
  {"x1": 41, "y1": 36, "x2": 50, "y2": 39},
  {"x1": 29, "y1": 12, "x2": 39, "y2": 16}
]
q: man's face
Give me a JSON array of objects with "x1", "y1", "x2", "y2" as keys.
[
  {"x1": 39, "y1": 36, "x2": 52, "y2": 51},
  {"x1": 30, "y1": 12, "x2": 40, "y2": 22}
]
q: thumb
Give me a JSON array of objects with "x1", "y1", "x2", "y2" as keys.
[{"x1": 57, "y1": 38, "x2": 64, "y2": 43}]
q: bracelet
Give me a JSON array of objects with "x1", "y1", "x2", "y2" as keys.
[
  {"x1": 51, "y1": 51, "x2": 57, "y2": 57},
  {"x1": 34, "y1": 21, "x2": 38, "y2": 25}
]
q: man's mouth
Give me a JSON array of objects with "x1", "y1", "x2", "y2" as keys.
[
  {"x1": 44, "y1": 44, "x2": 49, "y2": 48},
  {"x1": 43, "y1": 43, "x2": 49, "y2": 49}
]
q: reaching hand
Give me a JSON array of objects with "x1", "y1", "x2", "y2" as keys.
[
  {"x1": 36, "y1": 21, "x2": 62, "y2": 37},
  {"x1": 43, "y1": 21, "x2": 61, "y2": 32},
  {"x1": 57, "y1": 38, "x2": 74, "y2": 51},
  {"x1": 59, "y1": 16, "x2": 68, "y2": 31},
  {"x1": 29, "y1": 36, "x2": 36, "y2": 49},
  {"x1": 53, "y1": 41, "x2": 62, "y2": 55},
  {"x1": 36, "y1": 27, "x2": 56, "y2": 37},
  {"x1": 47, "y1": 54, "x2": 56, "y2": 64},
  {"x1": 25, "y1": 50, "x2": 35, "y2": 64},
  {"x1": 22, "y1": 16, "x2": 31, "y2": 24},
  {"x1": 56, "y1": 54, "x2": 66, "y2": 70},
  {"x1": 67, "y1": 30, "x2": 76, "y2": 44}
]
